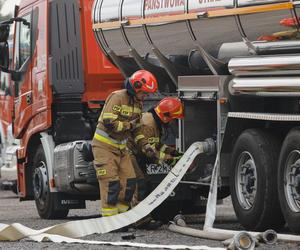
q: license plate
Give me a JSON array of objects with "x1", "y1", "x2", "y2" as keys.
[{"x1": 146, "y1": 163, "x2": 171, "y2": 175}]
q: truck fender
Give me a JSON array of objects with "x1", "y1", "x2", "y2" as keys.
[{"x1": 40, "y1": 132, "x2": 57, "y2": 192}]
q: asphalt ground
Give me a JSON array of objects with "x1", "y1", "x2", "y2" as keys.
[{"x1": 1, "y1": 190, "x2": 300, "y2": 250}]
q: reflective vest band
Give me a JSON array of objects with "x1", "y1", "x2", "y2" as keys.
[{"x1": 94, "y1": 131, "x2": 127, "y2": 149}]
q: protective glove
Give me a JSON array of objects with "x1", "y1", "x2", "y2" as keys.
[
  {"x1": 165, "y1": 155, "x2": 182, "y2": 167},
  {"x1": 144, "y1": 143, "x2": 156, "y2": 158},
  {"x1": 171, "y1": 151, "x2": 184, "y2": 157}
]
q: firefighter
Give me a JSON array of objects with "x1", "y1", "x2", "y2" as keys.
[
  {"x1": 92, "y1": 70, "x2": 158, "y2": 218},
  {"x1": 129, "y1": 97, "x2": 184, "y2": 228},
  {"x1": 134, "y1": 97, "x2": 184, "y2": 166}
]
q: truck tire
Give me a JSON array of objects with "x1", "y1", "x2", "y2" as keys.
[
  {"x1": 278, "y1": 128, "x2": 300, "y2": 233},
  {"x1": 230, "y1": 129, "x2": 284, "y2": 231},
  {"x1": 32, "y1": 145, "x2": 69, "y2": 219},
  {"x1": 152, "y1": 201, "x2": 183, "y2": 222}
]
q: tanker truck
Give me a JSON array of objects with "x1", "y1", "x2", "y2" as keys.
[
  {"x1": 1, "y1": 0, "x2": 300, "y2": 235},
  {"x1": 91, "y1": 0, "x2": 300, "y2": 234}
]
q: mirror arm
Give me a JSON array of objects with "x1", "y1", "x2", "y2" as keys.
[{"x1": 1, "y1": 17, "x2": 30, "y2": 27}]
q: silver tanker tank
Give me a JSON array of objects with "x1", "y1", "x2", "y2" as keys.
[{"x1": 92, "y1": 0, "x2": 300, "y2": 91}]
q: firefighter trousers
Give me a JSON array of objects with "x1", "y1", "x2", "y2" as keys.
[
  {"x1": 92, "y1": 141, "x2": 136, "y2": 216},
  {"x1": 130, "y1": 154, "x2": 147, "y2": 207}
]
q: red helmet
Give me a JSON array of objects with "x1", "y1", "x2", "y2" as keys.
[
  {"x1": 129, "y1": 70, "x2": 158, "y2": 94},
  {"x1": 154, "y1": 97, "x2": 184, "y2": 123}
]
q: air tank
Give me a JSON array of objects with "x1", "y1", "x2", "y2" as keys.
[{"x1": 92, "y1": 0, "x2": 300, "y2": 91}]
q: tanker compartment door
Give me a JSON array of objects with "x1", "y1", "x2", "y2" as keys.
[
  {"x1": 121, "y1": 0, "x2": 176, "y2": 93},
  {"x1": 178, "y1": 76, "x2": 218, "y2": 183},
  {"x1": 49, "y1": 0, "x2": 84, "y2": 95},
  {"x1": 13, "y1": 11, "x2": 33, "y2": 138},
  {"x1": 237, "y1": 0, "x2": 297, "y2": 54},
  {"x1": 93, "y1": 0, "x2": 140, "y2": 78}
]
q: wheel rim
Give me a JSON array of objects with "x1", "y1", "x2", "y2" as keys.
[
  {"x1": 235, "y1": 151, "x2": 257, "y2": 210},
  {"x1": 284, "y1": 150, "x2": 300, "y2": 212},
  {"x1": 33, "y1": 161, "x2": 48, "y2": 208}
]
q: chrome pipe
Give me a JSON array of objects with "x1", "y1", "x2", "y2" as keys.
[
  {"x1": 229, "y1": 77, "x2": 300, "y2": 95},
  {"x1": 228, "y1": 54, "x2": 300, "y2": 76},
  {"x1": 253, "y1": 41, "x2": 300, "y2": 55}
]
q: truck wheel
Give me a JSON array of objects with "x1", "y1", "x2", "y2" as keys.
[
  {"x1": 278, "y1": 128, "x2": 300, "y2": 233},
  {"x1": 152, "y1": 201, "x2": 180, "y2": 222},
  {"x1": 230, "y1": 129, "x2": 284, "y2": 231},
  {"x1": 32, "y1": 146, "x2": 69, "y2": 219}
]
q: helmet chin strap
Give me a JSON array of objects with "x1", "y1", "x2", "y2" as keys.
[{"x1": 124, "y1": 78, "x2": 136, "y2": 96}]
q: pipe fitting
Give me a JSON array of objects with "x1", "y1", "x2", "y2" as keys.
[
  {"x1": 256, "y1": 229, "x2": 277, "y2": 245},
  {"x1": 173, "y1": 214, "x2": 186, "y2": 227},
  {"x1": 227, "y1": 231, "x2": 256, "y2": 250},
  {"x1": 203, "y1": 138, "x2": 216, "y2": 155}
]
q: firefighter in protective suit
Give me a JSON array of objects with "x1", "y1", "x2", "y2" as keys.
[
  {"x1": 134, "y1": 97, "x2": 184, "y2": 166},
  {"x1": 129, "y1": 97, "x2": 184, "y2": 227},
  {"x1": 92, "y1": 70, "x2": 158, "y2": 218}
]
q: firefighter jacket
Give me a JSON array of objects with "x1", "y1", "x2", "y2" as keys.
[
  {"x1": 93, "y1": 89, "x2": 143, "y2": 149},
  {"x1": 133, "y1": 110, "x2": 181, "y2": 165}
]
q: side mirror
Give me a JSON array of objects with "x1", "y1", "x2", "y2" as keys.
[
  {"x1": 0, "y1": 23, "x2": 10, "y2": 71},
  {"x1": 0, "y1": 23, "x2": 10, "y2": 42},
  {"x1": 5, "y1": 86, "x2": 12, "y2": 96},
  {"x1": 11, "y1": 71, "x2": 22, "y2": 82},
  {"x1": 0, "y1": 42, "x2": 9, "y2": 70}
]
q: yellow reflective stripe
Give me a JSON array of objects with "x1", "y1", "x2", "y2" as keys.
[
  {"x1": 134, "y1": 134, "x2": 145, "y2": 143},
  {"x1": 96, "y1": 168, "x2": 107, "y2": 176},
  {"x1": 101, "y1": 207, "x2": 118, "y2": 217},
  {"x1": 159, "y1": 151, "x2": 166, "y2": 160},
  {"x1": 103, "y1": 113, "x2": 118, "y2": 120},
  {"x1": 112, "y1": 105, "x2": 121, "y2": 112},
  {"x1": 148, "y1": 137, "x2": 159, "y2": 144},
  {"x1": 117, "y1": 121, "x2": 124, "y2": 132},
  {"x1": 160, "y1": 144, "x2": 167, "y2": 153},
  {"x1": 94, "y1": 133, "x2": 126, "y2": 149},
  {"x1": 117, "y1": 203, "x2": 129, "y2": 213}
]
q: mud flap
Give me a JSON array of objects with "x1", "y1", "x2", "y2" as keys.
[{"x1": 53, "y1": 193, "x2": 86, "y2": 210}]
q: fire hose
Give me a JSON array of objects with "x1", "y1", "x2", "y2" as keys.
[
  {"x1": 168, "y1": 148, "x2": 300, "y2": 250},
  {"x1": 0, "y1": 140, "x2": 225, "y2": 250}
]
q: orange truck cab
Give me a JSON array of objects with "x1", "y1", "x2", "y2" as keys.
[{"x1": 0, "y1": 0, "x2": 123, "y2": 219}]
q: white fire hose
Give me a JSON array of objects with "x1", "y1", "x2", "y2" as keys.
[
  {"x1": 0, "y1": 141, "x2": 225, "y2": 249},
  {"x1": 168, "y1": 149, "x2": 300, "y2": 249}
]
